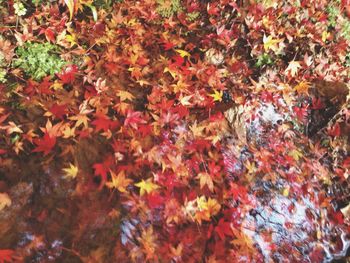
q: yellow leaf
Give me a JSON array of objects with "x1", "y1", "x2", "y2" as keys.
[
  {"x1": 65, "y1": 33, "x2": 77, "y2": 47},
  {"x1": 244, "y1": 160, "x2": 256, "y2": 174},
  {"x1": 164, "y1": 67, "x2": 177, "y2": 79},
  {"x1": 50, "y1": 81, "x2": 63, "y2": 90},
  {"x1": 69, "y1": 114, "x2": 90, "y2": 128},
  {"x1": 206, "y1": 197, "x2": 221, "y2": 216},
  {"x1": 0, "y1": 192, "x2": 11, "y2": 211},
  {"x1": 135, "y1": 178, "x2": 159, "y2": 196},
  {"x1": 106, "y1": 171, "x2": 132, "y2": 192},
  {"x1": 63, "y1": 163, "x2": 78, "y2": 179},
  {"x1": 288, "y1": 149, "x2": 303, "y2": 161},
  {"x1": 175, "y1": 49, "x2": 191, "y2": 58},
  {"x1": 322, "y1": 31, "x2": 330, "y2": 42},
  {"x1": 197, "y1": 172, "x2": 214, "y2": 192},
  {"x1": 285, "y1": 61, "x2": 301, "y2": 77},
  {"x1": 282, "y1": 187, "x2": 289, "y2": 197},
  {"x1": 62, "y1": 126, "x2": 76, "y2": 138},
  {"x1": 294, "y1": 81, "x2": 311, "y2": 95},
  {"x1": 263, "y1": 35, "x2": 282, "y2": 52},
  {"x1": 209, "y1": 89, "x2": 223, "y2": 102},
  {"x1": 196, "y1": 195, "x2": 208, "y2": 211},
  {"x1": 136, "y1": 79, "x2": 151, "y2": 87},
  {"x1": 117, "y1": 90, "x2": 135, "y2": 102}
]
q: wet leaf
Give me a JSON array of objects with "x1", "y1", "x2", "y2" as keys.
[{"x1": 63, "y1": 163, "x2": 79, "y2": 179}]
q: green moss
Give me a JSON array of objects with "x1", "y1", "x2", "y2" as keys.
[
  {"x1": 255, "y1": 53, "x2": 274, "y2": 68},
  {"x1": 341, "y1": 19, "x2": 350, "y2": 41},
  {"x1": 93, "y1": 0, "x2": 122, "y2": 9},
  {"x1": 13, "y1": 42, "x2": 66, "y2": 80},
  {"x1": 326, "y1": 3, "x2": 340, "y2": 28},
  {"x1": 156, "y1": 0, "x2": 183, "y2": 18},
  {"x1": 187, "y1": 12, "x2": 200, "y2": 22}
]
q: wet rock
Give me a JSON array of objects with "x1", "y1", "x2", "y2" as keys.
[{"x1": 0, "y1": 182, "x2": 33, "y2": 247}]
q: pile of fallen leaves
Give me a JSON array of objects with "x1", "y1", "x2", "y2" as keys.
[{"x1": 0, "y1": 0, "x2": 350, "y2": 262}]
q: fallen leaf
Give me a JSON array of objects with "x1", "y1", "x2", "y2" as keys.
[
  {"x1": 285, "y1": 60, "x2": 301, "y2": 77},
  {"x1": 135, "y1": 179, "x2": 160, "y2": 196},
  {"x1": 63, "y1": 163, "x2": 78, "y2": 179},
  {"x1": 0, "y1": 193, "x2": 11, "y2": 211},
  {"x1": 106, "y1": 171, "x2": 132, "y2": 192}
]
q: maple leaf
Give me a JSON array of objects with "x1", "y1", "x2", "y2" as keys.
[
  {"x1": 179, "y1": 94, "x2": 193, "y2": 106},
  {"x1": 285, "y1": 60, "x2": 301, "y2": 77},
  {"x1": 0, "y1": 193, "x2": 11, "y2": 211},
  {"x1": 231, "y1": 228, "x2": 254, "y2": 255},
  {"x1": 117, "y1": 90, "x2": 135, "y2": 102},
  {"x1": 0, "y1": 249, "x2": 14, "y2": 263},
  {"x1": 209, "y1": 89, "x2": 223, "y2": 102},
  {"x1": 0, "y1": 121, "x2": 23, "y2": 135},
  {"x1": 175, "y1": 49, "x2": 191, "y2": 58},
  {"x1": 195, "y1": 196, "x2": 221, "y2": 224},
  {"x1": 263, "y1": 35, "x2": 282, "y2": 52},
  {"x1": 137, "y1": 226, "x2": 158, "y2": 261},
  {"x1": 288, "y1": 149, "x2": 303, "y2": 161},
  {"x1": 163, "y1": 41, "x2": 175, "y2": 50},
  {"x1": 39, "y1": 120, "x2": 63, "y2": 138},
  {"x1": 135, "y1": 178, "x2": 160, "y2": 196},
  {"x1": 46, "y1": 103, "x2": 67, "y2": 120},
  {"x1": 294, "y1": 81, "x2": 311, "y2": 95},
  {"x1": 197, "y1": 172, "x2": 214, "y2": 192},
  {"x1": 62, "y1": 125, "x2": 76, "y2": 138},
  {"x1": 57, "y1": 65, "x2": 78, "y2": 84},
  {"x1": 93, "y1": 156, "x2": 114, "y2": 183},
  {"x1": 63, "y1": 163, "x2": 78, "y2": 179},
  {"x1": 105, "y1": 171, "x2": 132, "y2": 193},
  {"x1": 190, "y1": 121, "x2": 205, "y2": 137},
  {"x1": 70, "y1": 114, "x2": 90, "y2": 128},
  {"x1": 124, "y1": 110, "x2": 145, "y2": 129},
  {"x1": 92, "y1": 116, "x2": 114, "y2": 132},
  {"x1": 293, "y1": 105, "x2": 308, "y2": 122},
  {"x1": 32, "y1": 133, "x2": 56, "y2": 156},
  {"x1": 215, "y1": 219, "x2": 233, "y2": 240}
]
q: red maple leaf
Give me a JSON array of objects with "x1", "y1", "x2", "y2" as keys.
[
  {"x1": 57, "y1": 65, "x2": 78, "y2": 84},
  {"x1": 49, "y1": 103, "x2": 67, "y2": 120},
  {"x1": 93, "y1": 155, "x2": 115, "y2": 183},
  {"x1": 293, "y1": 105, "x2": 308, "y2": 122},
  {"x1": 138, "y1": 124, "x2": 153, "y2": 136},
  {"x1": 147, "y1": 193, "x2": 165, "y2": 209},
  {"x1": 92, "y1": 115, "x2": 118, "y2": 132},
  {"x1": 124, "y1": 110, "x2": 145, "y2": 129},
  {"x1": 32, "y1": 133, "x2": 56, "y2": 156},
  {"x1": 162, "y1": 41, "x2": 175, "y2": 50},
  {"x1": 215, "y1": 218, "x2": 233, "y2": 240},
  {"x1": 38, "y1": 77, "x2": 53, "y2": 95}
]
